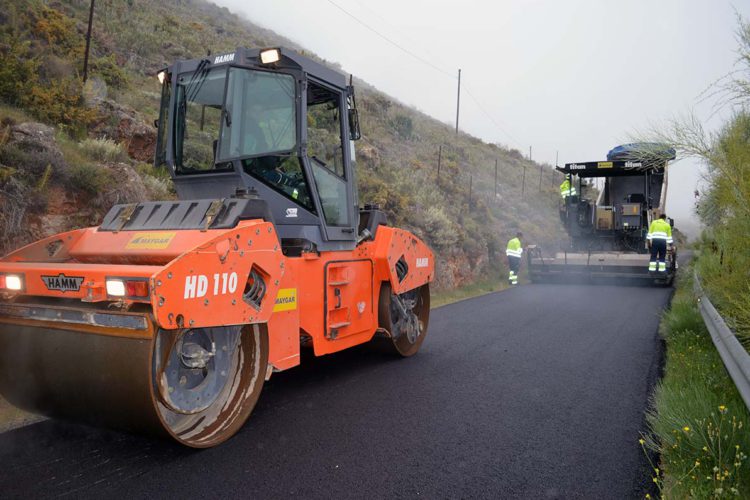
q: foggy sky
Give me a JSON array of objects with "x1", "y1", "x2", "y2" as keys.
[{"x1": 214, "y1": 0, "x2": 750, "y2": 239}]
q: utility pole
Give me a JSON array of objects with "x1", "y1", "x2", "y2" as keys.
[
  {"x1": 529, "y1": 146, "x2": 532, "y2": 162},
  {"x1": 82, "y1": 0, "x2": 95, "y2": 83},
  {"x1": 522, "y1": 165, "x2": 526, "y2": 195},
  {"x1": 455, "y1": 69, "x2": 461, "y2": 135},
  {"x1": 437, "y1": 145, "x2": 442, "y2": 181},
  {"x1": 494, "y1": 158, "x2": 498, "y2": 197}
]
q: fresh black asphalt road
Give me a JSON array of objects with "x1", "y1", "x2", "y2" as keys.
[{"x1": 0, "y1": 283, "x2": 671, "y2": 499}]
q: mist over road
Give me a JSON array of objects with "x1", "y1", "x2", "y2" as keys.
[{"x1": 0, "y1": 284, "x2": 670, "y2": 498}]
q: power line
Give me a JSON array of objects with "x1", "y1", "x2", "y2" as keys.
[
  {"x1": 322, "y1": 0, "x2": 528, "y2": 150},
  {"x1": 463, "y1": 85, "x2": 524, "y2": 149},
  {"x1": 323, "y1": 0, "x2": 456, "y2": 79}
]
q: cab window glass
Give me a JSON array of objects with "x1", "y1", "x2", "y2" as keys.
[
  {"x1": 174, "y1": 67, "x2": 230, "y2": 173},
  {"x1": 220, "y1": 68, "x2": 296, "y2": 160},
  {"x1": 311, "y1": 159, "x2": 348, "y2": 226},
  {"x1": 242, "y1": 156, "x2": 315, "y2": 213},
  {"x1": 307, "y1": 82, "x2": 344, "y2": 177}
]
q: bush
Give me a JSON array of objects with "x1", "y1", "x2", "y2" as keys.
[
  {"x1": 91, "y1": 55, "x2": 129, "y2": 89},
  {"x1": 79, "y1": 138, "x2": 128, "y2": 163},
  {"x1": 0, "y1": 3, "x2": 96, "y2": 131},
  {"x1": 0, "y1": 143, "x2": 67, "y2": 184},
  {"x1": 68, "y1": 163, "x2": 113, "y2": 196},
  {"x1": 422, "y1": 206, "x2": 459, "y2": 249},
  {"x1": 391, "y1": 114, "x2": 413, "y2": 140}
]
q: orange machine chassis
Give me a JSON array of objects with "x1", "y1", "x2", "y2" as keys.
[{"x1": 0, "y1": 221, "x2": 434, "y2": 373}]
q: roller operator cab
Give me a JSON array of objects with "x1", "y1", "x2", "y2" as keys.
[
  {"x1": 527, "y1": 143, "x2": 678, "y2": 285},
  {"x1": 154, "y1": 47, "x2": 366, "y2": 249},
  {"x1": 0, "y1": 48, "x2": 434, "y2": 447}
]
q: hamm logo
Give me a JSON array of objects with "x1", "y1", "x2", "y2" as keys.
[
  {"x1": 125, "y1": 232, "x2": 176, "y2": 250},
  {"x1": 42, "y1": 274, "x2": 84, "y2": 293}
]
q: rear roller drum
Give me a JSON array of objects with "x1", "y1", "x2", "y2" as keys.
[{"x1": 378, "y1": 283, "x2": 430, "y2": 357}]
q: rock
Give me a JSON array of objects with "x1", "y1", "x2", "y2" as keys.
[
  {"x1": 89, "y1": 99, "x2": 157, "y2": 162},
  {"x1": 357, "y1": 143, "x2": 381, "y2": 170},
  {"x1": 94, "y1": 162, "x2": 148, "y2": 207},
  {"x1": 9, "y1": 122, "x2": 61, "y2": 157},
  {"x1": 5, "y1": 122, "x2": 67, "y2": 177}
]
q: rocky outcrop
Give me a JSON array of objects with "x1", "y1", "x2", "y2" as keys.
[
  {"x1": 6, "y1": 122, "x2": 67, "y2": 177},
  {"x1": 95, "y1": 162, "x2": 149, "y2": 207},
  {"x1": 90, "y1": 99, "x2": 157, "y2": 162}
]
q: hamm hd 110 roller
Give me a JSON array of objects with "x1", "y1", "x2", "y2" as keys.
[
  {"x1": 0, "y1": 48, "x2": 434, "y2": 447},
  {"x1": 527, "y1": 143, "x2": 677, "y2": 285}
]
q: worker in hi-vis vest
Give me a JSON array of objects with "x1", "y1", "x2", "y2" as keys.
[
  {"x1": 505, "y1": 232, "x2": 523, "y2": 285},
  {"x1": 560, "y1": 174, "x2": 577, "y2": 200},
  {"x1": 646, "y1": 213, "x2": 673, "y2": 272}
]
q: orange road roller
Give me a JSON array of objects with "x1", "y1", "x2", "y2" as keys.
[{"x1": 0, "y1": 48, "x2": 434, "y2": 447}]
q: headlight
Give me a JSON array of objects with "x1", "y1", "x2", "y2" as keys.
[
  {"x1": 2, "y1": 274, "x2": 23, "y2": 291},
  {"x1": 106, "y1": 278, "x2": 150, "y2": 298},
  {"x1": 260, "y1": 48, "x2": 281, "y2": 65},
  {"x1": 106, "y1": 279, "x2": 126, "y2": 297}
]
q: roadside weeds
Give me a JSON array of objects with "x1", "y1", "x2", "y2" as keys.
[{"x1": 643, "y1": 268, "x2": 750, "y2": 498}]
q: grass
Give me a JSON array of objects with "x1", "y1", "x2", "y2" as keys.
[
  {"x1": 643, "y1": 268, "x2": 750, "y2": 498},
  {"x1": 0, "y1": 102, "x2": 34, "y2": 125},
  {"x1": 431, "y1": 272, "x2": 507, "y2": 308}
]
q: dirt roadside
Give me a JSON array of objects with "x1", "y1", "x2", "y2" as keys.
[{"x1": 0, "y1": 396, "x2": 44, "y2": 433}]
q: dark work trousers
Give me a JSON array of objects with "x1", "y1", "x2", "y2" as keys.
[
  {"x1": 649, "y1": 239, "x2": 667, "y2": 271},
  {"x1": 508, "y1": 256, "x2": 521, "y2": 284}
]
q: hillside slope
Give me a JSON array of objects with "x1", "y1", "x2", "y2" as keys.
[{"x1": 0, "y1": 0, "x2": 566, "y2": 289}]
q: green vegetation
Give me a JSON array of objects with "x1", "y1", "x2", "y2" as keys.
[
  {"x1": 431, "y1": 273, "x2": 505, "y2": 308},
  {"x1": 647, "y1": 18, "x2": 750, "y2": 347},
  {"x1": 642, "y1": 17, "x2": 750, "y2": 497},
  {"x1": 692, "y1": 109, "x2": 750, "y2": 346},
  {"x1": 644, "y1": 270, "x2": 750, "y2": 498},
  {"x1": 78, "y1": 137, "x2": 128, "y2": 163}
]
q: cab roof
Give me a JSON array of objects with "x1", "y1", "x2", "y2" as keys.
[{"x1": 165, "y1": 47, "x2": 348, "y2": 90}]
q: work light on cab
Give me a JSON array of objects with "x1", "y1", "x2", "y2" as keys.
[{"x1": 259, "y1": 48, "x2": 280, "y2": 65}]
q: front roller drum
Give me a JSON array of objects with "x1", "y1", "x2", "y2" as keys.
[{"x1": 0, "y1": 321, "x2": 267, "y2": 448}]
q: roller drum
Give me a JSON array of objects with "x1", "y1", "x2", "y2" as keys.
[{"x1": 0, "y1": 318, "x2": 267, "y2": 448}]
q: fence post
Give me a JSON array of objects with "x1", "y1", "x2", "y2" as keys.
[
  {"x1": 437, "y1": 145, "x2": 442, "y2": 182},
  {"x1": 539, "y1": 165, "x2": 543, "y2": 192},
  {"x1": 494, "y1": 159, "x2": 498, "y2": 197}
]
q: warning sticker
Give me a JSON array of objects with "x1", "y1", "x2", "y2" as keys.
[
  {"x1": 125, "y1": 232, "x2": 176, "y2": 250},
  {"x1": 273, "y1": 288, "x2": 297, "y2": 312}
]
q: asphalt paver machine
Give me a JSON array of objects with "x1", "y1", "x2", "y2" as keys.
[
  {"x1": 527, "y1": 143, "x2": 677, "y2": 285},
  {"x1": 0, "y1": 48, "x2": 434, "y2": 447}
]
